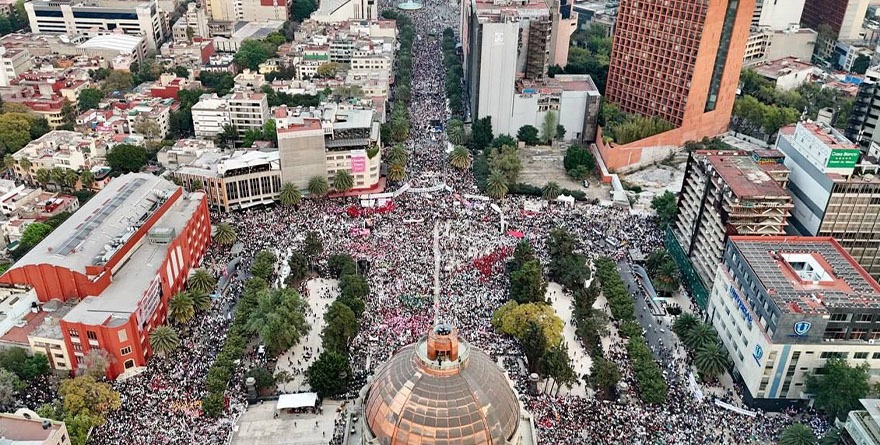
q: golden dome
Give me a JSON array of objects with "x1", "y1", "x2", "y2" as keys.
[{"x1": 363, "y1": 325, "x2": 521, "y2": 445}]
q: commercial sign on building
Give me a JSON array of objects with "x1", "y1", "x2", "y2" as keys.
[
  {"x1": 826, "y1": 149, "x2": 860, "y2": 169},
  {"x1": 729, "y1": 285, "x2": 753, "y2": 326},
  {"x1": 351, "y1": 150, "x2": 366, "y2": 174}
]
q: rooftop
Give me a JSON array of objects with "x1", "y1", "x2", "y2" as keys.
[
  {"x1": 62, "y1": 189, "x2": 204, "y2": 325},
  {"x1": 705, "y1": 153, "x2": 790, "y2": 199},
  {"x1": 78, "y1": 34, "x2": 144, "y2": 54},
  {"x1": 753, "y1": 57, "x2": 814, "y2": 79},
  {"x1": 176, "y1": 149, "x2": 280, "y2": 178},
  {"x1": 730, "y1": 236, "x2": 880, "y2": 315},
  {"x1": 11, "y1": 174, "x2": 178, "y2": 272},
  {"x1": 0, "y1": 413, "x2": 63, "y2": 443}
]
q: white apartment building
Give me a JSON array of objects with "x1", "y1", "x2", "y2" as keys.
[
  {"x1": 0, "y1": 47, "x2": 32, "y2": 87},
  {"x1": 192, "y1": 94, "x2": 231, "y2": 138},
  {"x1": 24, "y1": 0, "x2": 166, "y2": 50},
  {"x1": 743, "y1": 27, "x2": 817, "y2": 68},
  {"x1": 227, "y1": 91, "x2": 270, "y2": 137},
  {"x1": 205, "y1": 0, "x2": 288, "y2": 22},
  {"x1": 171, "y1": 2, "x2": 209, "y2": 42},
  {"x1": 311, "y1": 0, "x2": 378, "y2": 23},
  {"x1": 12, "y1": 131, "x2": 108, "y2": 182},
  {"x1": 709, "y1": 236, "x2": 880, "y2": 408},
  {"x1": 752, "y1": 0, "x2": 805, "y2": 31}
]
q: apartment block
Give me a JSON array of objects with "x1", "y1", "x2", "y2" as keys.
[
  {"x1": 672, "y1": 150, "x2": 793, "y2": 300},
  {"x1": 752, "y1": 0, "x2": 804, "y2": 31},
  {"x1": 227, "y1": 91, "x2": 270, "y2": 137},
  {"x1": 169, "y1": 149, "x2": 282, "y2": 212},
  {"x1": 12, "y1": 131, "x2": 109, "y2": 183},
  {"x1": 743, "y1": 27, "x2": 817, "y2": 68},
  {"x1": 205, "y1": 0, "x2": 288, "y2": 22},
  {"x1": 24, "y1": 0, "x2": 166, "y2": 50}
]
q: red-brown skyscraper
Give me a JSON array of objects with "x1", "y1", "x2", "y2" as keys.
[{"x1": 602, "y1": 0, "x2": 754, "y2": 167}]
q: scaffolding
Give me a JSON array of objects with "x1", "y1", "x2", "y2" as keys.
[{"x1": 666, "y1": 227, "x2": 709, "y2": 309}]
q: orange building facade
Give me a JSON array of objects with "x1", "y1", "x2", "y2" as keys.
[
  {"x1": 601, "y1": 0, "x2": 755, "y2": 171},
  {"x1": 0, "y1": 174, "x2": 211, "y2": 378}
]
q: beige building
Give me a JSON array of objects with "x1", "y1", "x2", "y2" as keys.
[
  {"x1": 169, "y1": 149, "x2": 282, "y2": 212},
  {"x1": 157, "y1": 139, "x2": 217, "y2": 170},
  {"x1": 205, "y1": 0, "x2": 288, "y2": 22},
  {"x1": 12, "y1": 131, "x2": 108, "y2": 183},
  {"x1": 0, "y1": 47, "x2": 32, "y2": 87},
  {"x1": 0, "y1": 411, "x2": 70, "y2": 445},
  {"x1": 275, "y1": 103, "x2": 382, "y2": 192},
  {"x1": 743, "y1": 27, "x2": 818, "y2": 68},
  {"x1": 228, "y1": 91, "x2": 270, "y2": 138}
]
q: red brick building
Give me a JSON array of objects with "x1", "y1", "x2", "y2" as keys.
[
  {"x1": 601, "y1": 0, "x2": 754, "y2": 171},
  {"x1": 0, "y1": 174, "x2": 211, "y2": 378}
]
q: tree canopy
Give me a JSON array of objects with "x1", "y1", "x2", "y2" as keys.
[
  {"x1": 106, "y1": 144, "x2": 147, "y2": 173},
  {"x1": 806, "y1": 357, "x2": 871, "y2": 420}
]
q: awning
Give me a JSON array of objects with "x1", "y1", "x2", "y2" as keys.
[{"x1": 276, "y1": 393, "x2": 318, "y2": 410}]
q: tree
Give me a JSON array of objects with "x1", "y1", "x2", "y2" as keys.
[
  {"x1": 510, "y1": 241, "x2": 536, "y2": 272},
  {"x1": 20, "y1": 222, "x2": 52, "y2": 248},
  {"x1": 102, "y1": 70, "x2": 134, "y2": 93},
  {"x1": 308, "y1": 175, "x2": 329, "y2": 197},
  {"x1": 650, "y1": 190, "x2": 678, "y2": 228},
  {"x1": 174, "y1": 65, "x2": 190, "y2": 78},
  {"x1": 492, "y1": 301, "x2": 563, "y2": 347},
  {"x1": 133, "y1": 114, "x2": 163, "y2": 140},
  {"x1": 262, "y1": 119, "x2": 277, "y2": 144},
  {"x1": 234, "y1": 40, "x2": 273, "y2": 71},
  {"x1": 470, "y1": 116, "x2": 494, "y2": 151},
  {"x1": 246, "y1": 288, "x2": 310, "y2": 355},
  {"x1": 541, "y1": 111, "x2": 558, "y2": 143},
  {"x1": 246, "y1": 367, "x2": 275, "y2": 391},
  {"x1": 521, "y1": 321, "x2": 548, "y2": 373},
  {"x1": 683, "y1": 323, "x2": 718, "y2": 351},
  {"x1": 332, "y1": 170, "x2": 354, "y2": 193},
  {"x1": 328, "y1": 254, "x2": 356, "y2": 278},
  {"x1": 213, "y1": 222, "x2": 237, "y2": 245},
  {"x1": 190, "y1": 290, "x2": 212, "y2": 312},
  {"x1": 279, "y1": 182, "x2": 302, "y2": 206},
  {"x1": 306, "y1": 351, "x2": 350, "y2": 397},
  {"x1": 149, "y1": 325, "x2": 180, "y2": 357},
  {"x1": 77, "y1": 88, "x2": 104, "y2": 111},
  {"x1": 589, "y1": 357, "x2": 621, "y2": 398},
  {"x1": 216, "y1": 124, "x2": 238, "y2": 149},
  {"x1": 0, "y1": 113, "x2": 35, "y2": 154},
  {"x1": 288, "y1": 251, "x2": 310, "y2": 283},
  {"x1": 58, "y1": 375, "x2": 121, "y2": 419},
  {"x1": 447, "y1": 119, "x2": 467, "y2": 145},
  {"x1": 487, "y1": 145, "x2": 522, "y2": 185},
  {"x1": 292, "y1": 0, "x2": 317, "y2": 21},
  {"x1": 188, "y1": 268, "x2": 216, "y2": 295},
  {"x1": 201, "y1": 392, "x2": 224, "y2": 418},
  {"x1": 250, "y1": 250, "x2": 276, "y2": 281},
  {"x1": 387, "y1": 163, "x2": 406, "y2": 182},
  {"x1": 542, "y1": 182, "x2": 561, "y2": 201},
  {"x1": 806, "y1": 357, "x2": 871, "y2": 420},
  {"x1": 449, "y1": 145, "x2": 471, "y2": 170},
  {"x1": 852, "y1": 54, "x2": 871, "y2": 75},
  {"x1": 486, "y1": 170, "x2": 508, "y2": 199},
  {"x1": 322, "y1": 301, "x2": 358, "y2": 354},
  {"x1": 386, "y1": 144, "x2": 408, "y2": 165},
  {"x1": 556, "y1": 124, "x2": 566, "y2": 140},
  {"x1": 168, "y1": 292, "x2": 195, "y2": 324},
  {"x1": 0, "y1": 347, "x2": 50, "y2": 381},
  {"x1": 517, "y1": 125, "x2": 540, "y2": 145},
  {"x1": 106, "y1": 144, "x2": 147, "y2": 173},
  {"x1": 79, "y1": 170, "x2": 95, "y2": 190},
  {"x1": 672, "y1": 313, "x2": 700, "y2": 339},
  {"x1": 340, "y1": 274, "x2": 369, "y2": 300},
  {"x1": 509, "y1": 260, "x2": 547, "y2": 304},
  {"x1": 549, "y1": 252, "x2": 590, "y2": 292},
  {"x1": 303, "y1": 231, "x2": 323, "y2": 259},
  {"x1": 779, "y1": 424, "x2": 818, "y2": 445},
  {"x1": 653, "y1": 260, "x2": 680, "y2": 296},
  {"x1": 694, "y1": 342, "x2": 729, "y2": 379},
  {"x1": 34, "y1": 168, "x2": 50, "y2": 186},
  {"x1": 315, "y1": 62, "x2": 342, "y2": 78},
  {"x1": 0, "y1": 368, "x2": 23, "y2": 406},
  {"x1": 242, "y1": 128, "x2": 263, "y2": 148},
  {"x1": 540, "y1": 342, "x2": 577, "y2": 395}
]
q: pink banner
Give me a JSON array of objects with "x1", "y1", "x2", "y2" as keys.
[{"x1": 351, "y1": 156, "x2": 366, "y2": 173}]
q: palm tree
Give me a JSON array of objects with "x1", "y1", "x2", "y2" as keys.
[
  {"x1": 446, "y1": 119, "x2": 467, "y2": 145},
  {"x1": 190, "y1": 290, "x2": 212, "y2": 312},
  {"x1": 213, "y1": 223, "x2": 237, "y2": 246},
  {"x1": 188, "y1": 268, "x2": 216, "y2": 294},
  {"x1": 683, "y1": 323, "x2": 718, "y2": 351},
  {"x1": 278, "y1": 182, "x2": 302, "y2": 206},
  {"x1": 542, "y1": 181, "x2": 561, "y2": 201},
  {"x1": 34, "y1": 168, "x2": 50, "y2": 187},
  {"x1": 694, "y1": 342, "x2": 729, "y2": 379},
  {"x1": 63, "y1": 169, "x2": 79, "y2": 191},
  {"x1": 167, "y1": 292, "x2": 195, "y2": 324},
  {"x1": 646, "y1": 249, "x2": 672, "y2": 277},
  {"x1": 653, "y1": 260, "x2": 680, "y2": 296},
  {"x1": 672, "y1": 313, "x2": 699, "y2": 338},
  {"x1": 486, "y1": 171, "x2": 508, "y2": 200},
  {"x1": 2, "y1": 155, "x2": 13, "y2": 171},
  {"x1": 19, "y1": 158, "x2": 31, "y2": 182},
  {"x1": 779, "y1": 423, "x2": 817, "y2": 445},
  {"x1": 50, "y1": 167, "x2": 66, "y2": 190},
  {"x1": 332, "y1": 170, "x2": 354, "y2": 193},
  {"x1": 387, "y1": 163, "x2": 405, "y2": 182},
  {"x1": 149, "y1": 325, "x2": 180, "y2": 357},
  {"x1": 308, "y1": 176, "x2": 329, "y2": 198},
  {"x1": 80, "y1": 170, "x2": 95, "y2": 190},
  {"x1": 386, "y1": 144, "x2": 407, "y2": 165},
  {"x1": 449, "y1": 145, "x2": 471, "y2": 170}
]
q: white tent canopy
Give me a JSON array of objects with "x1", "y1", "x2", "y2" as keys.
[
  {"x1": 276, "y1": 393, "x2": 318, "y2": 411},
  {"x1": 556, "y1": 195, "x2": 575, "y2": 206}
]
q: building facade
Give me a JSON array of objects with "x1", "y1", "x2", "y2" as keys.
[
  {"x1": 801, "y1": 0, "x2": 869, "y2": 41},
  {"x1": 510, "y1": 74, "x2": 601, "y2": 143},
  {"x1": 672, "y1": 150, "x2": 793, "y2": 298},
  {"x1": 743, "y1": 27, "x2": 817, "y2": 68},
  {"x1": 24, "y1": 0, "x2": 166, "y2": 50},
  {"x1": 752, "y1": 0, "x2": 804, "y2": 31},
  {"x1": 846, "y1": 66, "x2": 880, "y2": 149},
  {"x1": 205, "y1": 0, "x2": 288, "y2": 22},
  {"x1": 0, "y1": 174, "x2": 211, "y2": 379},
  {"x1": 227, "y1": 91, "x2": 270, "y2": 138},
  {"x1": 604, "y1": 0, "x2": 754, "y2": 146},
  {"x1": 709, "y1": 236, "x2": 880, "y2": 408}
]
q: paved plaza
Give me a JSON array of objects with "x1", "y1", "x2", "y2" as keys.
[{"x1": 230, "y1": 399, "x2": 345, "y2": 445}]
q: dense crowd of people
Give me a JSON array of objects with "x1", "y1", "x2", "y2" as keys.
[{"x1": 9, "y1": 1, "x2": 835, "y2": 444}]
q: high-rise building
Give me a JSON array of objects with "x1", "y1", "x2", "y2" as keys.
[
  {"x1": 846, "y1": 66, "x2": 880, "y2": 150},
  {"x1": 604, "y1": 0, "x2": 754, "y2": 147},
  {"x1": 24, "y1": 0, "x2": 167, "y2": 51},
  {"x1": 204, "y1": 0, "x2": 288, "y2": 22},
  {"x1": 670, "y1": 150, "x2": 793, "y2": 305},
  {"x1": 776, "y1": 122, "x2": 880, "y2": 279},
  {"x1": 708, "y1": 236, "x2": 880, "y2": 406},
  {"x1": 801, "y1": 0, "x2": 868, "y2": 41},
  {"x1": 752, "y1": 0, "x2": 805, "y2": 31}
]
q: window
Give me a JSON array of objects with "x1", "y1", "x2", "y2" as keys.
[
  {"x1": 873, "y1": 352, "x2": 880, "y2": 359},
  {"x1": 820, "y1": 351, "x2": 846, "y2": 359},
  {"x1": 120, "y1": 346, "x2": 132, "y2": 356},
  {"x1": 118, "y1": 330, "x2": 128, "y2": 342},
  {"x1": 855, "y1": 352, "x2": 870, "y2": 359},
  {"x1": 830, "y1": 313, "x2": 849, "y2": 322},
  {"x1": 124, "y1": 359, "x2": 135, "y2": 369},
  {"x1": 856, "y1": 313, "x2": 873, "y2": 322},
  {"x1": 86, "y1": 331, "x2": 98, "y2": 341},
  {"x1": 68, "y1": 329, "x2": 79, "y2": 337}
]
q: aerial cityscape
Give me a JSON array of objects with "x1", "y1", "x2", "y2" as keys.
[{"x1": 0, "y1": 0, "x2": 879, "y2": 444}]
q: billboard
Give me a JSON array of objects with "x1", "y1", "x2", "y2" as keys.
[
  {"x1": 351, "y1": 150, "x2": 367, "y2": 174},
  {"x1": 826, "y1": 149, "x2": 860, "y2": 169}
]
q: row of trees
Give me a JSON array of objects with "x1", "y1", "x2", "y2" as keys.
[
  {"x1": 441, "y1": 28, "x2": 465, "y2": 117},
  {"x1": 306, "y1": 253, "x2": 368, "y2": 397},
  {"x1": 671, "y1": 314, "x2": 729, "y2": 380},
  {"x1": 0, "y1": 347, "x2": 50, "y2": 408},
  {"x1": 595, "y1": 257, "x2": 667, "y2": 403},
  {"x1": 549, "y1": 24, "x2": 612, "y2": 93},
  {"x1": 739, "y1": 70, "x2": 853, "y2": 128},
  {"x1": 732, "y1": 95, "x2": 800, "y2": 143},
  {"x1": 599, "y1": 102, "x2": 674, "y2": 145}
]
